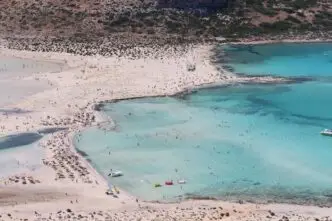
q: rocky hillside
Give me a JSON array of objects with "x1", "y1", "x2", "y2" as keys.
[
  {"x1": 156, "y1": 0, "x2": 229, "y2": 10},
  {"x1": 0, "y1": 0, "x2": 331, "y2": 44}
]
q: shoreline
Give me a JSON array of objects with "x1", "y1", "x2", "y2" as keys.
[
  {"x1": 1, "y1": 40, "x2": 332, "y2": 220},
  {"x1": 90, "y1": 76, "x2": 313, "y2": 106},
  {"x1": 228, "y1": 38, "x2": 332, "y2": 45}
]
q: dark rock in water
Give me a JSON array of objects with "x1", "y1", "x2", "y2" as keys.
[
  {"x1": 174, "y1": 89, "x2": 197, "y2": 100},
  {"x1": 324, "y1": 194, "x2": 332, "y2": 198},
  {"x1": 93, "y1": 103, "x2": 105, "y2": 111},
  {"x1": 0, "y1": 133, "x2": 43, "y2": 150},
  {"x1": 75, "y1": 148, "x2": 89, "y2": 157},
  {"x1": 248, "y1": 47, "x2": 261, "y2": 56},
  {"x1": 223, "y1": 66, "x2": 234, "y2": 72},
  {"x1": 287, "y1": 76, "x2": 313, "y2": 83}
]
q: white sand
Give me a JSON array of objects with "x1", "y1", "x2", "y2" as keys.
[{"x1": 0, "y1": 44, "x2": 331, "y2": 221}]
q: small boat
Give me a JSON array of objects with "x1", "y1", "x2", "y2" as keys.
[
  {"x1": 165, "y1": 180, "x2": 174, "y2": 186},
  {"x1": 178, "y1": 179, "x2": 187, "y2": 184},
  {"x1": 320, "y1": 129, "x2": 332, "y2": 136},
  {"x1": 108, "y1": 170, "x2": 123, "y2": 177},
  {"x1": 154, "y1": 183, "x2": 162, "y2": 188}
]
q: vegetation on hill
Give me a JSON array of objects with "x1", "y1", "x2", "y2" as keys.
[{"x1": 0, "y1": 0, "x2": 331, "y2": 42}]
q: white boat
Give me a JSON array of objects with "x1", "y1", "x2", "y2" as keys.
[
  {"x1": 320, "y1": 129, "x2": 332, "y2": 136},
  {"x1": 178, "y1": 179, "x2": 187, "y2": 184},
  {"x1": 108, "y1": 170, "x2": 123, "y2": 177}
]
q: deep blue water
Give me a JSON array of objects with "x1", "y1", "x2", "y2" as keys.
[
  {"x1": 75, "y1": 43, "x2": 332, "y2": 205},
  {"x1": 220, "y1": 43, "x2": 332, "y2": 78}
]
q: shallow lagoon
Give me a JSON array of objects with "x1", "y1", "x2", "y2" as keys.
[
  {"x1": 76, "y1": 43, "x2": 332, "y2": 204},
  {"x1": 0, "y1": 56, "x2": 65, "y2": 176},
  {"x1": 0, "y1": 133, "x2": 44, "y2": 178}
]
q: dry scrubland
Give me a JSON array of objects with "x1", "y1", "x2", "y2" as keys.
[{"x1": 0, "y1": 0, "x2": 331, "y2": 46}]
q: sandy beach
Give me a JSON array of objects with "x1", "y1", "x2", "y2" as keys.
[{"x1": 0, "y1": 42, "x2": 331, "y2": 221}]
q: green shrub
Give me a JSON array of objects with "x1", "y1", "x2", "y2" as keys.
[
  {"x1": 260, "y1": 20, "x2": 293, "y2": 32},
  {"x1": 253, "y1": 5, "x2": 278, "y2": 16},
  {"x1": 298, "y1": 22, "x2": 312, "y2": 30},
  {"x1": 283, "y1": 8, "x2": 296, "y2": 13},
  {"x1": 296, "y1": 11, "x2": 305, "y2": 17},
  {"x1": 165, "y1": 20, "x2": 182, "y2": 32},
  {"x1": 110, "y1": 15, "x2": 130, "y2": 26},
  {"x1": 147, "y1": 28, "x2": 155, "y2": 34},
  {"x1": 292, "y1": 0, "x2": 317, "y2": 9},
  {"x1": 286, "y1": 15, "x2": 302, "y2": 23}
]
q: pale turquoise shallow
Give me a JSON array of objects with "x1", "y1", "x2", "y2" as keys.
[
  {"x1": 0, "y1": 134, "x2": 43, "y2": 178},
  {"x1": 75, "y1": 43, "x2": 332, "y2": 205}
]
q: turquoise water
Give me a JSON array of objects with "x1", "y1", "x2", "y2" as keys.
[
  {"x1": 221, "y1": 43, "x2": 332, "y2": 78},
  {"x1": 75, "y1": 43, "x2": 332, "y2": 205}
]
